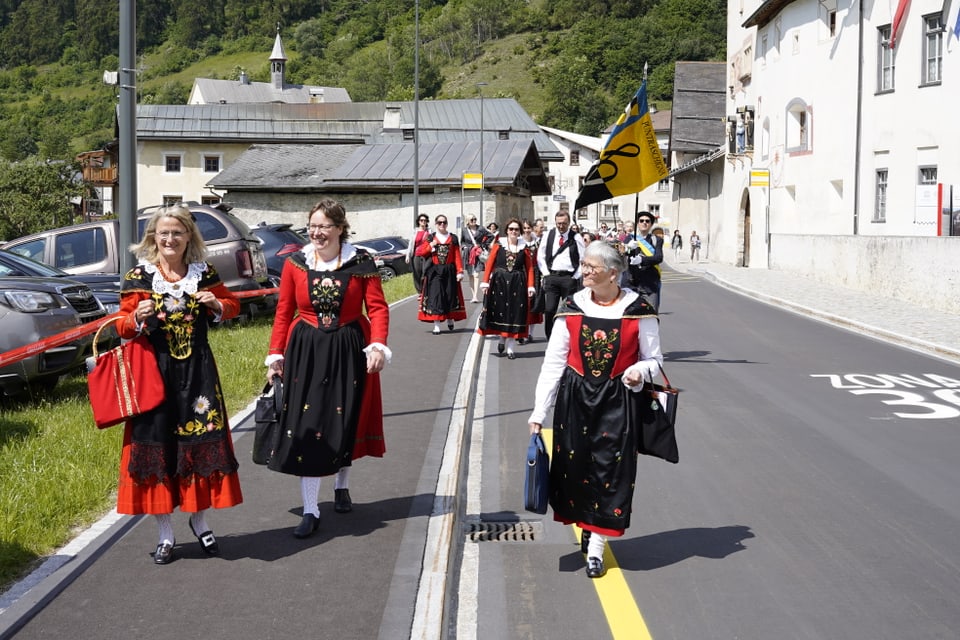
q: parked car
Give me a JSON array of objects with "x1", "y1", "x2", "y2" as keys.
[
  {"x1": 0, "y1": 248, "x2": 120, "y2": 313},
  {"x1": 251, "y1": 223, "x2": 307, "y2": 279},
  {"x1": 0, "y1": 275, "x2": 107, "y2": 396},
  {"x1": 1, "y1": 202, "x2": 273, "y2": 317},
  {"x1": 353, "y1": 236, "x2": 411, "y2": 280}
]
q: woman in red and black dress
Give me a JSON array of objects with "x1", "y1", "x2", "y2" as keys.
[
  {"x1": 527, "y1": 241, "x2": 663, "y2": 579},
  {"x1": 416, "y1": 214, "x2": 466, "y2": 335},
  {"x1": 118, "y1": 204, "x2": 243, "y2": 565},
  {"x1": 477, "y1": 218, "x2": 535, "y2": 359},
  {"x1": 266, "y1": 199, "x2": 391, "y2": 538}
]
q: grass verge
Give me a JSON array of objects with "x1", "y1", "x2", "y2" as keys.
[{"x1": 0, "y1": 275, "x2": 415, "y2": 591}]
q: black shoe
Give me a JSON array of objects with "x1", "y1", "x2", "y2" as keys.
[
  {"x1": 517, "y1": 337, "x2": 528, "y2": 345},
  {"x1": 189, "y1": 517, "x2": 219, "y2": 556},
  {"x1": 293, "y1": 513, "x2": 319, "y2": 538},
  {"x1": 334, "y1": 488, "x2": 353, "y2": 513},
  {"x1": 580, "y1": 529, "x2": 591, "y2": 554},
  {"x1": 497, "y1": 343, "x2": 505, "y2": 354},
  {"x1": 586, "y1": 557, "x2": 606, "y2": 578},
  {"x1": 447, "y1": 320, "x2": 455, "y2": 331},
  {"x1": 154, "y1": 541, "x2": 175, "y2": 565}
]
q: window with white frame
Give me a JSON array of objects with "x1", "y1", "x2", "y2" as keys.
[
  {"x1": 761, "y1": 117, "x2": 770, "y2": 160},
  {"x1": 201, "y1": 195, "x2": 221, "y2": 206},
  {"x1": 657, "y1": 178, "x2": 670, "y2": 192},
  {"x1": 878, "y1": 26, "x2": 894, "y2": 92},
  {"x1": 874, "y1": 170, "x2": 887, "y2": 222},
  {"x1": 570, "y1": 150, "x2": 580, "y2": 166},
  {"x1": 785, "y1": 100, "x2": 809, "y2": 152},
  {"x1": 203, "y1": 154, "x2": 222, "y2": 173},
  {"x1": 922, "y1": 14, "x2": 943, "y2": 85},
  {"x1": 162, "y1": 195, "x2": 183, "y2": 207},
  {"x1": 918, "y1": 166, "x2": 938, "y2": 185},
  {"x1": 603, "y1": 204, "x2": 619, "y2": 218},
  {"x1": 647, "y1": 204, "x2": 661, "y2": 219},
  {"x1": 164, "y1": 154, "x2": 182, "y2": 173}
]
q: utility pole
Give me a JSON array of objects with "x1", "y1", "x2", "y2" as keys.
[{"x1": 476, "y1": 82, "x2": 488, "y2": 227}]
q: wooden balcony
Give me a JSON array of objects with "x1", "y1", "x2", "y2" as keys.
[{"x1": 82, "y1": 165, "x2": 118, "y2": 186}]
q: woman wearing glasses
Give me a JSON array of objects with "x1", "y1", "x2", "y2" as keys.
[
  {"x1": 460, "y1": 215, "x2": 492, "y2": 303},
  {"x1": 416, "y1": 214, "x2": 466, "y2": 334},
  {"x1": 116, "y1": 204, "x2": 243, "y2": 564},
  {"x1": 265, "y1": 199, "x2": 391, "y2": 538},
  {"x1": 528, "y1": 241, "x2": 662, "y2": 579},
  {"x1": 477, "y1": 218, "x2": 535, "y2": 359}
]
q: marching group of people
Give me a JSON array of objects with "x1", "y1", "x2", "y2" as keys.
[{"x1": 109, "y1": 199, "x2": 671, "y2": 582}]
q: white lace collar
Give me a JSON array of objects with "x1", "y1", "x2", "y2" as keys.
[
  {"x1": 498, "y1": 237, "x2": 528, "y2": 251},
  {"x1": 142, "y1": 261, "x2": 206, "y2": 298},
  {"x1": 301, "y1": 242, "x2": 358, "y2": 270}
]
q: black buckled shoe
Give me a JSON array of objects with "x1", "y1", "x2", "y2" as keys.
[
  {"x1": 334, "y1": 488, "x2": 353, "y2": 513},
  {"x1": 447, "y1": 320, "x2": 455, "y2": 332},
  {"x1": 497, "y1": 343, "x2": 505, "y2": 354},
  {"x1": 586, "y1": 557, "x2": 606, "y2": 579},
  {"x1": 293, "y1": 513, "x2": 319, "y2": 538},
  {"x1": 154, "y1": 541, "x2": 175, "y2": 565},
  {"x1": 189, "y1": 517, "x2": 220, "y2": 556}
]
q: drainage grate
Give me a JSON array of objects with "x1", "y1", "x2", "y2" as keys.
[{"x1": 465, "y1": 520, "x2": 543, "y2": 542}]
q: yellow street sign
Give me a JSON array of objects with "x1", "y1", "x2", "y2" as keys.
[
  {"x1": 750, "y1": 169, "x2": 770, "y2": 187},
  {"x1": 463, "y1": 173, "x2": 483, "y2": 189}
]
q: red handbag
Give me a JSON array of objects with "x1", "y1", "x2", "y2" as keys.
[{"x1": 87, "y1": 317, "x2": 165, "y2": 429}]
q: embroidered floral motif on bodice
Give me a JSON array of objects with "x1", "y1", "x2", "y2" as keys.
[
  {"x1": 309, "y1": 272, "x2": 348, "y2": 329},
  {"x1": 436, "y1": 243, "x2": 452, "y2": 264},
  {"x1": 579, "y1": 318, "x2": 621, "y2": 379},
  {"x1": 137, "y1": 262, "x2": 210, "y2": 360}
]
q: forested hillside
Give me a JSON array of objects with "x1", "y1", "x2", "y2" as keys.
[{"x1": 0, "y1": 0, "x2": 724, "y2": 238}]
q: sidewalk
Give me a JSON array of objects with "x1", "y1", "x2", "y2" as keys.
[{"x1": 664, "y1": 252, "x2": 960, "y2": 365}]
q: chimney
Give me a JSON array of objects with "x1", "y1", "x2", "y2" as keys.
[{"x1": 239, "y1": 71, "x2": 249, "y2": 85}]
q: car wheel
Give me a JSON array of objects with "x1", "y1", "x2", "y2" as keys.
[{"x1": 378, "y1": 266, "x2": 396, "y2": 281}]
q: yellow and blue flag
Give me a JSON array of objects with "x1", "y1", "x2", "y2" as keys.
[{"x1": 574, "y1": 80, "x2": 669, "y2": 210}]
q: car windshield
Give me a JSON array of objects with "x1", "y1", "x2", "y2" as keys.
[{"x1": 0, "y1": 249, "x2": 68, "y2": 277}]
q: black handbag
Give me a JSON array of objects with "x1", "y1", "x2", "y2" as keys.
[
  {"x1": 529, "y1": 287, "x2": 545, "y2": 315},
  {"x1": 636, "y1": 364, "x2": 679, "y2": 464},
  {"x1": 252, "y1": 376, "x2": 283, "y2": 465},
  {"x1": 524, "y1": 432, "x2": 550, "y2": 514}
]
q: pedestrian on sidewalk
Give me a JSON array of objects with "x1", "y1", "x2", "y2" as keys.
[
  {"x1": 265, "y1": 199, "x2": 391, "y2": 539},
  {"x1": 117, "y1": 204, "x2": 244, "y2": 565},
  {"x1": 690, "y1": 230, "x2": 701, "y2": 262},
  {"x1": 417, "y1": 214, "x2": 466, "y2": 334},
  {"x1": 538, "y1": 210, "x2": 584, "y2": 340},
  {"x1": 406, "y1": 213, "x2": 431, "y2": 293},
  {"x1": 520, "y1": 219, "x2": 544, "y2": 344},
  {"x1": 477, "y1": 218, "x2": 535, "y2": 359},
  {"x1": 671, "y1": 230, "x2": 683, "y2": 260},
  {"x1": 528, "y1": 241, "x2": 662, "y2": 579}
]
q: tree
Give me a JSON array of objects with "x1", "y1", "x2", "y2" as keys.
[{"x1": 0, "y1": 159, "x2": 81, "y2": 241}]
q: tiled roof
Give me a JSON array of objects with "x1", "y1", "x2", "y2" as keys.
[{"x1": 668, "y1": 62, "x2": 727, "y2": 155}]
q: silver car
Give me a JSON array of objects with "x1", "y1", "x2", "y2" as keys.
[{"x1": 0, "y1": 276, "x2": 107, "y2": 396}]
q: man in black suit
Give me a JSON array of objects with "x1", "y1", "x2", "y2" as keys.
[
  {"x1": 626, "y1": 211, "x2": 664, "y2": 311},
  {"x1": 537, "y1": 210, "x2": 585, "y2": 338}
]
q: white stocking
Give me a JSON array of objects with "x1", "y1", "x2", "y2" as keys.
[
  {"x1": 155, "y1": 514, "x2": 174, "y2": 546},
  {"x1": 300, "y1": 476, "x2": 321, "y2": 517},
  {"x1": 586, "y1": 532, "x2": 607, "y2": 561},
  {"x1": 189, "y1": 509, "x2": 209, "y2": 534},
  {"x1": 334, "y1": 467, "x2": 350, "y2": 490}
]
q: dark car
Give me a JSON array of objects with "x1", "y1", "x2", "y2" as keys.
[
  {"x1": 251, "y1": 223, "x2": 307, "y2": 279},
  {"x1": 0, "y1": 275, "x2": 107, "y2": 396},
  {"x1": 353, "y1": 236, "x2": 411, "y2": 280},
  {"x1": 0, "y1": 248, "x2": 120, "y2": 314}
]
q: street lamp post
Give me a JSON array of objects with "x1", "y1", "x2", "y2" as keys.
[{"x1": 476, "y1": 82, "x2": 488, "y2": 227}]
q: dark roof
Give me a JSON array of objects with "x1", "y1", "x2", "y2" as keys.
[
  {"x1": 134, "y1": 99, "x2": 562, "y2": 162},
  {"x1": 668, "y1": 62, "x2": 727, "y2": 156},
  {"x1": 209, "y1": 140, "x2": 551, "y2": 195},
  {"x1": 742, "y1": 0, "x2": 796, "y2": 29}
]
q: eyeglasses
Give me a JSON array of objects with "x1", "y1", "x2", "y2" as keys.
[
  {"x1": 507, "y1": 226, "x2": 521, "y2": 231},
  {"x1": 579, "y1": 262, "x2": 607, "y2": 275},
  {"x1": 308, "y1": 223, "x2": 338, "y2": 232},
  {"x1": 638, "y1": 219, "x2": 654, "y2": 224},
  {"x1": 436, "y1": 220, "x2": 448, "y2": 225},
  {"x1": 156, "y1": 231, "x2": 188, "y2": 240}
]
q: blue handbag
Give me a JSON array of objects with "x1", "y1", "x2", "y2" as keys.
[{"x1": 524, "y1": 432, "x2": 549, "y2": 514}]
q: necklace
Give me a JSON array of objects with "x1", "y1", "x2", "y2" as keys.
[
  {"x1": 591, "y1": 287, "x2": 621, "y2": 307},
  {"x1": 156, "y1": 261, "x2": 184, "y2": 281}
]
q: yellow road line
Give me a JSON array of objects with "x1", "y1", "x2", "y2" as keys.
[{"x1": 541, "y1": 429, "x2": 653, "y2": 639}]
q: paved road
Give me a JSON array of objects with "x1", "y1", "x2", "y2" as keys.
[{"x1": 2, "y1": 260, "x2": 959, "y2": 639}]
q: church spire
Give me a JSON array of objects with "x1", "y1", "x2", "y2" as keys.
[{"x1": 270, "y1": 24, "x2": 287, "y2": 91}]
